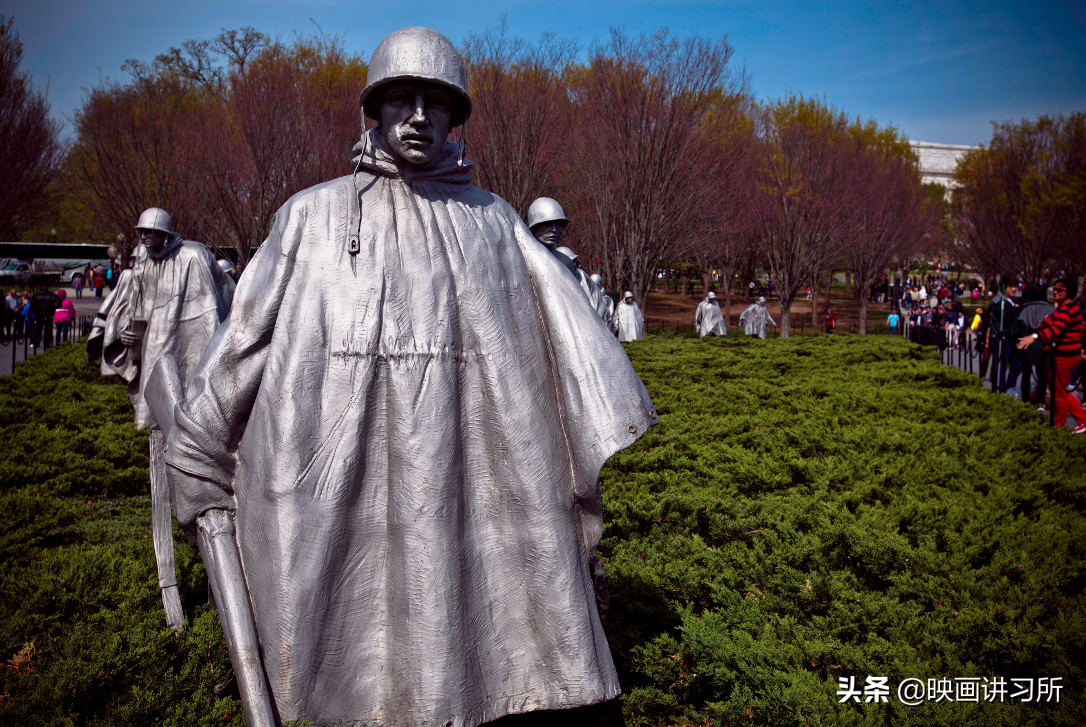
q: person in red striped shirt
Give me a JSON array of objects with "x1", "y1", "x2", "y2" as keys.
[{"x1": 1018, "y1": 279, "x2": 1085, "y2": 433}]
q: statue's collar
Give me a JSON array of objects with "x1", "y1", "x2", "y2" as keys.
[{"x1": 350, "y1": 128, "x2": 472, "y2": 185}]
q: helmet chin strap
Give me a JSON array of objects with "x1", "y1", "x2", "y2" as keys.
[{"x1": 457, "y1": 121, "x2": 468, "y2": 168}]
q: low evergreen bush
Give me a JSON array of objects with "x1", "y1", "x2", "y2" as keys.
[{"x1": 0, "y1": 336, "x2": 1082, "y2": 725}]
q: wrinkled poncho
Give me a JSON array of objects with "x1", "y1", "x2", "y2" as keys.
[
  {"x1": 598, "y1": 292, "x2": 615, "y2": 327},
  {"x1": 739, "y1": 302, "x2": 775, "y2": 339},
  {"x1": 613, "y1": 299, "x2": 645, "y2": 342},
  {"x1": 695, "y1": 299, "x2": 726, "y2": 337},
  {"x1": 164, "y1": 130, "x2": 657, "y2": 727},
  {"x1": 576, "y1": 270, "x2": 611, "y2": 326},
  {"x1": 87, "y1": 237, "x2": 235, "y2": 428}
]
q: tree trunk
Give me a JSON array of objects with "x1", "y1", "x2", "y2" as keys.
[
  {"x1": 811, "y1": 280, "x2": 819, "y2": 326},
  {"x1": 701, "y1": 270, "x2": 711, "y2": 296},
  {"x1": 681, "y1": 269, "x2": 690, "y2": 297},
  {"x1": 778, "y1": 293, "x2": 794, "y2": 339},
  {"x1": 858, "y1": 296, "x2": 868, "y2": 335}
]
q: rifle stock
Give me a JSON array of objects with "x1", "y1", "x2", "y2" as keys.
[{"x1": 146, "y1": 357, "x2": 278, "y2": 726}]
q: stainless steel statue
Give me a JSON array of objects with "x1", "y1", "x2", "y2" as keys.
[
  {"x1": 592, "y1": 273, "x2": 615, "y2": 325},
  {"x1": 527, "y1": 197, "x2": 609, "y2": 324},
  {"x1": 86, "y1": 207, "x2": 235, "y2": 631},
  {"x1": 613, "y1": 291, "x2": 646, "y2": 341},
  {"x1": 695, "y1": 291, "x2": 726, "y2": 337},
  {"x1": 153, "y1": 27, "x2": 657, "y2": 727},
  {"x1": 739, "y1": 295, "x2": 776, "y2": 339}
]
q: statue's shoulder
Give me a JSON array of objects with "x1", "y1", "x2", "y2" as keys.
[
  {"x1": 282, "y1": 175, "x2": 354, "y2": 213},
  {"x1": 170, "y1": 239, "x2": 217, "y2": 267}
]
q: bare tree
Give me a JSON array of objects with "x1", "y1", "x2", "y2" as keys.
[
  {"x1": 567, "y1": 29, "x2": 747, "y2": 311},
  {"x1": 953, "y1": 113, "x2": 1085, "y2": 285},
  {"x1": 838, "y1": 124, "x2": 938, "y2": 333},
  {"x1": 751, "y1": 94, "x2": 853, "y2": 338},
  {"x1": 69, "y1": 72, "x2": 198, "y2": 259},
  {"x1": 461, "y1": 20, "x2": 577, "y2": 218},
  {"x1": 0, "y1": 16, "x2": 65, "y2": 240}
]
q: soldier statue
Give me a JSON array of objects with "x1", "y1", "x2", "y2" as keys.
[
  {"x1": 739, "y1": 295, "x2": 777, "y2": 339},
  {"x1": 591, "y1": 273, "x2": 614, "y2": 325},
  {"x1": 695, "y1": 291, "x2": 726, "y2": 337},
  {"x1": 613, "y1": 291, "x2": 646, "y2": 342},
  {"x1": 86, "y1": 207, "x2": 235, "y2": 629},
  {"x1": 152, "y1": 27, "x2": 656, "y2": 727},
  {"x1": 526, "y1": 197, "x2": 609, "y2": 323}
]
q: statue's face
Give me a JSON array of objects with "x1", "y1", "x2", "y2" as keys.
[
  {"x1": 377, "y1": 81, "x2": 454, "y2": 167},
  {"x1": 138, "y1": 228, "x2": 170, "y2": 257},
  {"x1": 530, "y1": 221, "x2": 566, "y2": 250}
]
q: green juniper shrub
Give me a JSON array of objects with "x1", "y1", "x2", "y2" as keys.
[{"x1": 1, "y1": 335, "x2": 1084, "y2": 726}]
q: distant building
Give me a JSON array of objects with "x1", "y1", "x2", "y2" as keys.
[{"x1": 910, "y1": 141, "x2": 978, "y2": 190}]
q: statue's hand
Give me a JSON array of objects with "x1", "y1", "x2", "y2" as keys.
[{"x1": 120, "y1": 329, "x2": 142, "y2": 347}]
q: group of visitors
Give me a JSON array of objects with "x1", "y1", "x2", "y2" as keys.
[
  {"x1": 2, "y1": 286, "x2": 76, "y2": 348},
  {"x1": 987, "y1": 280, "x2": 1086, "y2": 433}
]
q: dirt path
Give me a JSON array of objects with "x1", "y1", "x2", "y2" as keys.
[{"x1": 644, "y1": 288, "x2": 903, "y2": 335}]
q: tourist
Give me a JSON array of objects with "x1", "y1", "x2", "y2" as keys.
[
  {"x1": 887, "y1": 309, "x2": 900, "y2": 336},
  {"x1": 1017, "y1": 279, "x2": 1085, "y2": 432},
  {"x1": 823, "y1": 307, "x2": 836, "y2": 334},
  {"x1": 989, "y1": 285, "x2": 1019, "y2": 393},
  {"x1": 53, "y1": 289, "x2": 74, "y2": 344},
  {"x1": 1013, "y1": 287, "x2": 1054, "y2": 406},
  {"x1": 27, "y1": 284, "x2": 60, "y2": 348}
]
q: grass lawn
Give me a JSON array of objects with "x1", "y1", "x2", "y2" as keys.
[{"x1": 1, "y1": 335, "x2": 1084, "y2": 726}]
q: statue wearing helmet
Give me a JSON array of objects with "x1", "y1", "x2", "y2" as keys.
[
  {"x1": 85, "y1": 207, "x2": 235, "y2": 631},
  {"x1": 695, "y1": 290, "x2": 727, "y2": 337},
  {"x1": 154, "y1": 27, "x2": 655, "y2": 727},
  {"x1": 614, "y1": 291, "x2": 646, "y2": 342},
  {"x1": 591, "y1": 272, "x2": 615, "y2": 325},
  {"x1": 528, "y1": 197, "x2": 612, "y2": 324},
  {"x1": 739, "y1": 295, "x2": 777, "y2": 339}
]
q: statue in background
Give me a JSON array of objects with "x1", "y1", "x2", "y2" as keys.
[
  {"x1": 614, "y1": 291, "x2": 645, "y2": 341},
  {"x1": 592, "y1": 273, "x2": 614, "y2": 325},
  {"x1": 155, "y1": 27, "x2": 656, "y2": 727},
  {"x1": 739, "y1": 295, "x2": 776, "y2": 339},
  {"x1": 86, "y1": 207, "x2": 235, "y2": 630},
  {"x1": 695, "y1": 291, "x2": 726, "y2": 337}
]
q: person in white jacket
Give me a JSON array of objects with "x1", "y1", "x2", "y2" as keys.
[
  {"x1": 613, "y1": 291, "x2": 645, "y2": 341},
  {"x1": 695, "y1": 291, "x2": 726, "y2": 337}
]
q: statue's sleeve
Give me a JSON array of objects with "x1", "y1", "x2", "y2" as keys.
[{"x1": 164, "y1": 205, "x2": 301, "y2": 529}]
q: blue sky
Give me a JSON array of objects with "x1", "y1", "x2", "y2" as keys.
[{"x1": 7, "y1": 0, "x2": 1085, "y2": 145}]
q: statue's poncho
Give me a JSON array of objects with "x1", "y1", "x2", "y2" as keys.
[
  {"x1": 739, "y1": 302, "x2": 776, "y2": 339},
  {"x1": 87, "y1": 238, "x2": 234, "y2": 428},
  {"x1": 613, "y1": 299, "x2": 645, "y2": 342},
  {"x1": 695, "y1": 299, "x2": 726, "y2": 337},
  {"x1": 164, "y1": 132, "x2": 657, "y2": 727}
]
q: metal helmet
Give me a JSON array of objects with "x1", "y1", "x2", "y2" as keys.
[
  {"x1": 217, "y1": 259, "x2": 236, "y2": 275},
  {"x1": 757, "y1": 296, "x2": 766, "y2": 304},
  {"x1": 135, "y1": 207, "x2": 173, "y2": 234},
  {"x1": 590, "y1": 273, "x2": 602, "y2": 285},
  {"x1": 360, "y1": 27, "x2": 471, "y2": 127},
  {"x1": 555, "y1": 246, "x2": 578, "y2": 261},
  {"x1": 623, "y1": 291, "x2": 634, "y2": 300},
  {"x1": 707, "y1": 291, "x2": 716, "y2": 299},
  {"x1": 527, "y1": 197, "x2": 568, "y2": 229}
]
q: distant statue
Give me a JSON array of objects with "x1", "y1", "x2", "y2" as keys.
[
  {"x1": 614, "y1": 291, "x2": 646, "y2": 341},
  {"x1": 152, "y1": 27, "x2": 657, "y2": 727},
  {"x1": 592, "y1": 273, "x2": 614, "y2": 325},
  {"x1": 86, "y1": 207, "x2": 235, "y2": 630},
  {"x1": 695, "y1": 291, "x2": 726, "y2": 337},
  {"x1": 739, "y1": 295, "x2": 776, "y2": 339},
  {"x1": 526, "y1": 197, "x2": 608, "y2": 322}
]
